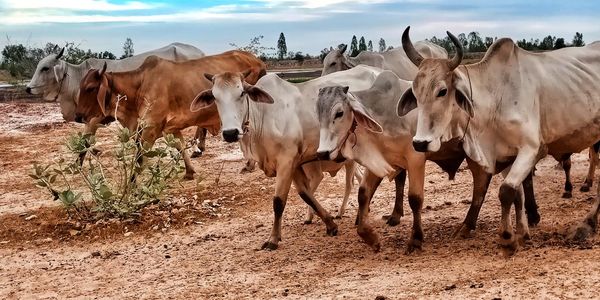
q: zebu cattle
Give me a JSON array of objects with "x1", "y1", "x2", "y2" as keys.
[
  {"x1": 316, "y1": 71, "x2": 538, "y2": 251},
  {"x1": 321, "y1": 41, "x2": 447, "y2": 79},
  {"x1": 75, "y1": 50, "x2": 266, "y2": 179},
  {"x1": 398, "y1": 26, "x2": 600, "y2": 254},
  {"x1": 26, "y1": 43, "x2": 209, "y2": 157},
  {"x1": 321, "y1": 40, "x2": 448, "y2": 225},
  {"x1": 190, "y1": 66, "x2": 382, "y2": 250}
]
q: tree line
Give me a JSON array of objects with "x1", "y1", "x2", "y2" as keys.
[
  {"x1": 427, "y1": 31, "x2": 586, "y2": 53},
  {"x1": 0, "y1": 38, "x2": 135, "y2": 79}
]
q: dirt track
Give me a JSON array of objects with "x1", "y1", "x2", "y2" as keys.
[{"x1": 0, "y1": 101, "x2": 599, "y2": 299}]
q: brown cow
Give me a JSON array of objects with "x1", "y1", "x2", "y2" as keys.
[{"x1": 75, "y1": 50, "x2": 266, "y2": 179}]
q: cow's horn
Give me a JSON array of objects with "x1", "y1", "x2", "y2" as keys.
[
  {"x1": 56, "y1": 47, "x2": 65, "y2": 59},
  {"x1": 99, "y1": 62, "x2": 107, "y2": 76},
  {"x1": 446, "y1": 31, "x2": 463, "y2": 70},
  {"x1": 401, "y1": 26, "x2": 423, "y2": 67}
]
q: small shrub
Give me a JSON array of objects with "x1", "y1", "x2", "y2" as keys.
[{"x1": 31, "y1": 123, "x2": 184, "y2": 220}]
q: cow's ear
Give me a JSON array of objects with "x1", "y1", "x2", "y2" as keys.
[
  {"x1": 347, "y1": 93, "x2": 383, "y2": 133},
  {"x1": 455, "y1": 87, "x2": 473, "y2": 117},
  {"x1": 190, "y1": 89, "x2": 215, "y2": 112},
  {"x1": 397, "y1": 87, "x2": 417, "y2": 116},
  {"x1": 204, "y1": 73, "x2": 214, "y2": 82},
  {"x1": 53, "y1": 64, "x2": 64, "y2": 83},
  {"x1": 245, "y1": 85, "x2": 274, "y2": 104},
  {"x1": 97, "y1": 74, "x2": 111, "y2": 116}
]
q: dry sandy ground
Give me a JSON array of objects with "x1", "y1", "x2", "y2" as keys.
[{"x1": 0, "y1": 101, "x2": 599, "y2": 299}]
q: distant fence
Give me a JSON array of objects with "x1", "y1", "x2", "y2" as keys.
[{"x1": 0, "y1": 85, "x2": 41, "y2": 102}]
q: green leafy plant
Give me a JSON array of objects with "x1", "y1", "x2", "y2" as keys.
[{"x1": 31, "y1": 123, "x2": 184, "y2": 220}]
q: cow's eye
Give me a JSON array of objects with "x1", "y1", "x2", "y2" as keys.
[
  {"x1": 437, "y1": 88, "x2": 447, "y2": 97},
  {"x1": 240, "y1": 90, "x2": 246, "y2": 97},
  {"x1": 330, "y1": 62, "x2": 337, "y2": 66},
  {"x1": 334, "y1": 111, "x2": 343, "y2": 119},
  {"x1": 41, "y1": 67, "x2": 49, "y2": 72},
  {"x1": 85, "y1": 87, "x2": 95, "y2": 92}
]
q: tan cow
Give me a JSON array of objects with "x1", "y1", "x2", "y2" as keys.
[{"x1": 75, "y1": 50, "x2": 266, "y2": 179}]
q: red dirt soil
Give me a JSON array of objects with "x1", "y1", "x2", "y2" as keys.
[{"x1": 0, "y1": 101, "x2": 599, "y2": 299}]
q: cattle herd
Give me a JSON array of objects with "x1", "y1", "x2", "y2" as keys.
[{"x1": 25, "y1": 26, "x2": 600, "y2": 256}]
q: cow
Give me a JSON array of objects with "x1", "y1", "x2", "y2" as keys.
[
  {"x1": 321, "y1": 41, "x2": 447, "y2": 79},
  {"x1": 189, "y1": 66, "x2": 383, "y2": 250},
  {"x1": 75, "y1": 50, "x2": 267, "y2": 179},
  {"x1": 26, "y1": 43, "x2": 210, "y2": 158},
  {"x1": 321, "y1": 40, "x2": 448, "y2": 225},
  {"x1": 316, "y1": 71, "x2": 539, "y2": 252},
  {"x1": 397, "y1": 26, "x2": 600, "y2": 254}
]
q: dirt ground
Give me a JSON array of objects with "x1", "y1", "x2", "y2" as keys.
[{"x1": 0, "y1": 100, "x2": 599, "y2": 299}]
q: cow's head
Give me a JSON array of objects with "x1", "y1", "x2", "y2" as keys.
[
  {"x1": 397, "y1": 26, "x2": 472, "y2": 153},
  {"x1": 26, "y1": 47, "x2": 66, "y2": 99},
  {"x1": 75, "y1": 63, "x2": 114, "y2": 124},
  {"x1": 321, "y1": 45, "x2": 354, "y2": 76},
  {"x1": 316, "y1": 86, "x2": 382, "y2": 161},
  {"x1": 190, "y1": 71, "x2": 274, "y2": 143}
]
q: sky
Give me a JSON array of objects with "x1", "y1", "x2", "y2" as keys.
[{"x1": 1, "y1": 0, "x2": 600, "y2": 57}]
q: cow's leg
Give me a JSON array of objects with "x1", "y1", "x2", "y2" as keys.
[
  {"x1": 262, "y1": 164, "x2": 294, "y2": 250},
  {"x1": 293, "y1": 166, "x2": 338, "y2": 237},
  {"x1": 499, "y1": 147, "x2": 537, "y2": 255},
  {"x1": 190, "y1": 127, "x2": 208, "y2": 158},
  {"x1": 356, "y1": 170, "x2": 383, "y2": 251},
  {"x1": 405, "y1": 156, "x2": 426, "y2": 254},
  {"x1": 303, "y1": 168, "x2": 324, "y2": 224},
  {"x1": 382, "y1": 169, "x2": 406, "y2": 227},
  {"x1": 240, "y1": 159, "x2": 257, "y2": 174},
  {"x1": 453, "y1": 159, "x2": 492, "y2": 238},
  {"x1": 523, "y1": 171, "x2": 540, "y2": 226},
  {"x1": 172, "y1": 131, "x2": 196, "y2": 180},
  {"x1": 561, "y1": 155, "x2": 573, "y2": 198},
  {"x1": 353, "y1": 165, "x2": 364, "y2": 185},
  {"x1": 335, "y1": 161, "x2": 356, "y2": 219},
  {"x1": 569, "y1": 181, "x2": 600, "y2": 241},
  {"x1": 514, "y1": 184, "x2": 530, "y2": 243},
  {"x1": 581, "y1": 143, "x2": 600, "y2": 192}
]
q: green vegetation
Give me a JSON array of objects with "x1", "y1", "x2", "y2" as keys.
[{"x1": 31, "y1": 123, "x2": 184, "y2": 221}]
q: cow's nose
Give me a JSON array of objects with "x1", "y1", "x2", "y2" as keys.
[
  {"x1": 412, "y1": 140, "x2": 430, "y2": 152},
  {"x1": 25, "y1": 87, "x2": 32, "y2": 94},
  {"x1": 317, "y1": 151, "x2": 330, "y2": 160},
  {"x1": 222, "y1": 129, "x2": 240, "y2": 143},
  {"x1": 74, "y1": 114, "x2": 84, "y2": 124}
]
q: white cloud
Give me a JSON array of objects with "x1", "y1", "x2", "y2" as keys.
[
  {"x1": 1, "y1": 0, "x2": 161, "y2": 11},
  {"x1": 252, "y1": 0, "x2": 396, "y2": 9}
]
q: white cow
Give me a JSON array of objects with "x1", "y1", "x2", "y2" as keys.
[
  {"x1": 398, "y1": 26, "x2": 600, "y2": 254},
  {"x1": 321, "y1": 41, "x2": 447, "y2": 79},
  {"x1": 316, "y1": 71, "x2": 539, "y2": 251},
  {"x1": 26, "y1": 43, "x2": 209, "y2": 157},
  {"x1": 190, "y1": 66, "x2": 382, "y2": 250}
]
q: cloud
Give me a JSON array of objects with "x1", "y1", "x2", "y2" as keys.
[{"x1": 1, "y1": 0, "x2": 161, "y2": 11}]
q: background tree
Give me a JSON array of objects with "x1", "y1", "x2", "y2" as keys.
[
  {"x1": 457, "y1": 33, "x2": 468, "y2": 51},
  {"x1": 554, "y1": 38, "x2": 566, "y2": 49},
  {"x1": 367, "y1": 40, "x2": 373, "y2": 52},
  {"x1": 573, "y1": 32, "x2": 585, "y2": 47},
  {"x1": 467, "y1": 32, "x2": 486, "y2": 52},
  {"x1": 277, "y1": 32, "x2": 287, "y2": 60},
  {"x1": 358, "y1": 36, "x2": 367, "y2": 54},
  {"x1": 484, "y1": 37, "x2": 494, "y2": 49},
  {"x1": 350, "y1": 35, "x2": 359, "y2": 57},
  {"x1": 539, "y1": 35, "x2": 556, "y2": 50},
  {"x1": 121, "y1": 38, "x2": 134, "y2": 59},
  {"x1": 229, "y1": 35, "x2": 275, "y2": 57},
  {"x1": 378, "y1": 38, "x2": 386, "y2": 52}
]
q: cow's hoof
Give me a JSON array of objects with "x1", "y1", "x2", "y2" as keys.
[
  {"x1": 239, "y1": 166, "x2": 254, "y2": 174},
  {"x1": 580, "y1": 184, "x2": 591, "y2": 192},
  {"x1": 190, "y1": 150, "x2": 203, "y2": 158},
  {"x1": 382, "y1": 215, "x2": 401, "y2": 227},
  {"x1": 527, "y1": 212, "x2": 541, "y2": 227},
  {"x1": 358, "y1": 226, "x2": 380, "y2": 252},
  {"x1": 499, "y1": 231, "x2": 519, "y2": 257},
  {"x1": 452, "y1": 224, "x2": 474, "y2": 239},
  {"x1": 183, "y1": 173, "x2": 195, "y2": 180},
  {"x1": 303, "y1": 220, "x2": 313, "y2": 225},
  {"x1": 261, "y1": 241, "x2": 278, "y2": 251},
  {"x1": 405, "y1": 239, "x2": 423, "y2": 254},
  {"x1": 90, "y1": 148, "x2": 102, "y2": 156},
  {"x1": 326, "y1": 225, "x2": 338, "y2": 237},
  {"x1": 562, "y1": 191, "x2": 573, "y2": 199},
  {"x1": 568, "y1": 217, "x2": 597, "y2": 241}
]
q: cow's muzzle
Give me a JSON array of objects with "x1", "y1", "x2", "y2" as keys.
[
  {"x1": 317, "y1": 151, "x2": 330, "y2": 161},
  {"x1": 222, "y1": 129, "x2": 240, "y2": 143},
  {"x1": 412, "y1": 140, "x2": 430, "y2": 152}
]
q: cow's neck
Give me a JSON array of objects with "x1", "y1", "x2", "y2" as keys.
[
  {"x1": 107, "y1": 71, "x2": 143, "y2": 123},
  {"x1": 341, "y1": 125, "x2": 397, "y2": 179}
]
